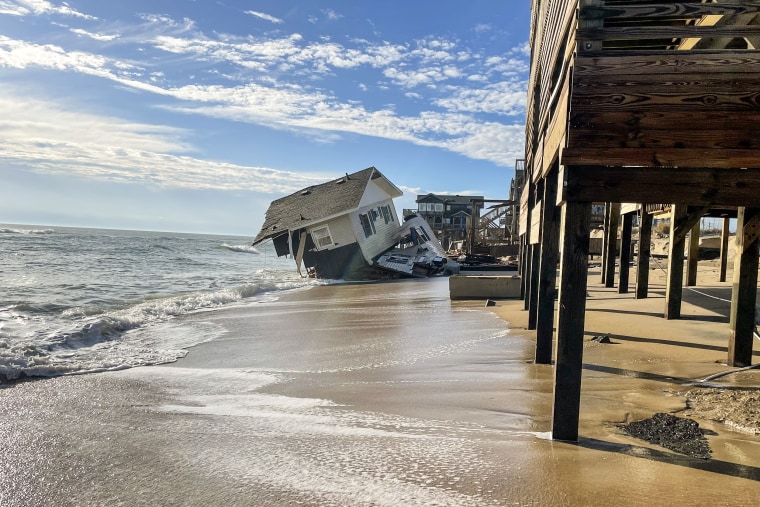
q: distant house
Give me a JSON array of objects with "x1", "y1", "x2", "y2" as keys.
[
  {"x1": 414, "y1": 193, "x2": 483, "y2": 248},
  {"x1": 252, "y1": 167, "x2": 403, "y2": 279}
]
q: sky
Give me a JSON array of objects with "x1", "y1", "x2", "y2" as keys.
[{"x1": 0, "y1": 0, "x2": 532, "y2": 236}]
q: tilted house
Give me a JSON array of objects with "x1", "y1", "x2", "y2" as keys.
[
  {"x1": 252, "y1": 167, "x2": 403, "y2": 280},
  {"x1": 524, "y1": 0, "x2": 760, "y2": 441}
]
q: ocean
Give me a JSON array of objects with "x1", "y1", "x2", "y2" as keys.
[{"x1": 0, "y1": 224, "x2": 322, "y2": 381}]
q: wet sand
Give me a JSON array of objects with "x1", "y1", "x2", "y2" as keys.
[{"x1": 1, "y1": 266, "x2": 759, "y2": 506}]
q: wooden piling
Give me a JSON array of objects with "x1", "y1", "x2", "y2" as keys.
[
  {"x1": 619, "y1": 212, "x2": 633, "y2": 294},
  {"x1": 603, "y1": 203, "x2": 620, "y2": 288},
  {"x1": 636, "y1": 208, "x2": 652, "y2": 299},
  {"x1": 601, "y1": 203, "x2": 610, "y2": 284},
  {"x1": 552, "y1": 201, "x2": 591, "y2": 442},
  {"x1": 728, "y1": 207, "x2": 760, "y2": 367},
  {"x1": 536, "y1": 169, "x2": 560, "y2": 364},
  {"x1": 687, "y1": 221, "x2": 700, "y2": 287},
  {"x1": 719, "y1": 216, "x2": 730, "y2": 283}
]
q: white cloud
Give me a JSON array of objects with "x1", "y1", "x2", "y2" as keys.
[
  {"x1": 0, "y1": 89, "x2": 329, "y2": 193},
  {"x1": 321, "y1": 9, "x2": 343, "y2": 21},
  {"x1": 0, "y1": 10, "x2": 530, "y2": 167},
  {"x1": 0, "y1": 0, "x2": 95, "y2": 19},
  {"x1": 433, "y1": 81, "x2": 527, "y2": 116},
  {"x1": 70, "y1": 28, "x2": 119, "y2": 42},
  {"x1": 244, "y1": 10, "x2": 284, "y2": 24}
]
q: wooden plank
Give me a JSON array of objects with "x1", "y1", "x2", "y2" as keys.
[
  {"x1": 604, "y1": 203, "x2": 621, "y2": 288},
  {"x1": 571, "y1": 90, "x2": 760, "y2": 113},
  {"x1": 580, "y1": 2, "x2": 760, "y2": 21},
  {"x1": 687, "y1": 221, "x2": 700, "y2": 286},
  {"x1": 561, "y1": 166, "x2": 760, "y2": 206},
  {"x1": 574, "y1": 53, "x2": 760, "y2": 76},
  {"x1": 665, "y1": 204, "x2": 688, "y2": 320},
  {"x1": 570, "y1": 111, "x2": 760, "y2": 132},
  {"x1": 720, "y1": 216, "x2": 731, "y2": 283},
  {"x1": 573, "y1": 73, "x2": 760, "y2": 93},
  {"x1": 728, "y1": 207, "x2": 760, "y2": 367},
  {"x1": 568, "y1": 128, "x2": 760, "y2": 151},
  {"x1": 542, "y1": 77, "x2": 570, "y2": 178},
  {"x1": 530, "y1": 198, "x2": 543, "y2": 245},
  {"x1": 561, "y1": 147, "x2": 760, "y2": 169},
  {"x1": 519, "y1": 180, "x2": 530, "y2": 236},
  {"x1": 619, "y1": 212, "x2": 633, "y2": 294},
  {"x1": 577, "y1": 25, "x2": 760, "y2": 42},
  {"x1": 636, "y1": 208, "x2": 653, "y2": 299},
  {"x1": 536, "y1": 169, "x2": 561, "y2": 364},
  {"x1": 552, "y1": 201, "x2": 592, "y2": 442}
]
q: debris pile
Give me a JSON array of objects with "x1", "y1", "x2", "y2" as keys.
[{"x1": 621, "y1": 412, "x2": 711, "y2": 459}]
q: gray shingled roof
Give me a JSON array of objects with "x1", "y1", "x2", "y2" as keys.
[{"x1": 253, "y1": 166, "x2": 391, "y2": 245}]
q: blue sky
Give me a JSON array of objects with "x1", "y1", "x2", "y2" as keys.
[{"x1": 0, "y1": 1, "x2": 531, "y2": 236}]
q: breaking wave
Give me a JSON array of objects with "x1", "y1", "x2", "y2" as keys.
[
  {"x1": 0, "y1": 279, "x2": 321, "y2": 382},
  {"x1": 221, "y1": 243, "x2": 260, "y2": 254}
]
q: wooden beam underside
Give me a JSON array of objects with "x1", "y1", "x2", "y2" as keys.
[{"x1": 562, "y1": 166, "x2": 760, "y2": 206}]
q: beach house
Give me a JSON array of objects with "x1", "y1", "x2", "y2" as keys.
[
  {"x1": 524, "y1": 0, "x2": 760, "y2": 441},
  {"x1": 252, "y1": 166, "x2": 405, "y2": 279}
]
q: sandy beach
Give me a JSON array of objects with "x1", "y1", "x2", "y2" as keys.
[{"x1": 1, "y1": 263, "x2": 759, "y2": 506}]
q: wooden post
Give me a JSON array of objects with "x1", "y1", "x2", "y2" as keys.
[
  {"x1": 523, "y1": 243, "x2": 533, "y2": 311},
  {"x1": 519, "y1": 238, "x2": 527, "y2": 300},
  {"x1": 527, "y1": 181, "x2": 543, "y2": 329},
  {"x1": 536, "y1": 169, "x2": 560, "y2": 364},
  {"x1": 665, "y1": 204, "x2": 687, "y2": 320},
  {"x1": 552, "y1": 201, "x2": 591, "y2": 442},
  {"x1": 528, "y1": 243, "x2": 541, "y2": 330},
  {"x1": 601, "y1": 203, "x2": 610, "y2": 284},
  {"x1": 619, "y1": 212, "x2": 633, "y2": 294},
  {"x1": 636, "y1": 208, "x2": 652, "y2": 299},
  {"x1": 604, "y1": 203, "x2": 620, "y2": 288},
  {"x1": 665, "y1": 205, "x2": 709, "y2": 319},
  {"x1": 728, "y1": 207, "x2": 760, "y2": 367},
  {"x1": 687, "y1": 221, "x2": 700, "y2": 287},
  {"x1": 719, "y1": 216, "x2": 731, "y2": 283}
]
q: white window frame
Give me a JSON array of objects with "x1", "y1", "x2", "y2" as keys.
[{"x1": 310, "y1": 225, "x2": 334, "y2": 250}]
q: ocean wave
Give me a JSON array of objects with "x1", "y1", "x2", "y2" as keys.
[
  {"x1": 0, "y1": 278, "x2": 321, "y2": 382},
  {"x1": 0, "y1": 227, "x2": 55, "y2": 235},
  {"x1": 221, "y1": 243, "x2": 260, "y2": 254}
]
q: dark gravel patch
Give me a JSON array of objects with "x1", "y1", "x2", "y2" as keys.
[{"x1": 621, "y1": 412, "x2": 712, "y2": 459}]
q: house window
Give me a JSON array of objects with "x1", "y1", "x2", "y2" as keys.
[
  {"x1": 359, "y1": 213, "x2": 375, "y2": 238},
  {"x1": 310, "y1": 226, "x2": 334, "y2": 249},
  {"x1": 381, "y1": 205, "x2": 393, "y2": 224}
]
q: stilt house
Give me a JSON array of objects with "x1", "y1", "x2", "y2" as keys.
[{"x1": 524, "y1": 0, "x2": 760, "y2": 440}]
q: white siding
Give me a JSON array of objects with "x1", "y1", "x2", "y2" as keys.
[
  {"x1": 351, "y1": 199, "x2": 399, "y2": 261},
  {"x1": 309, "y1": 215, "x2": 357, "y2": 250},
  {"x1": 358, "y1": 178, "x2": 393, "y2": 208}
]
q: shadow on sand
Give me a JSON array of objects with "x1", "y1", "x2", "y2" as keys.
[{"x1": 576, "y1": 437, "x2": 760, "y2": 482}]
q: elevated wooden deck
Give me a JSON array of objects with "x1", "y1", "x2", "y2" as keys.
[{"x1": 523, "y1": 0, "x2": 760, "y2": 440}]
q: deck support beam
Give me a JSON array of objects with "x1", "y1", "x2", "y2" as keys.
[
  {"x1": 619, "y1": 212, "x2": 633, "y2": 294},
  {"x1": 728, "y1": 207, "x2": 760, "y2": 367},
  {"x1": 601, "y1": 204, "x2": 610, "y2": 284},
  {"x1": 687, "y1": 221, "x2": 700, "y2": 287},
  {"x1": 665, "y1": 205, "x2": 708, "y2": 319},
  {"x1": 603, "y1": 203, "x2": 620, "y2": 288},
  {"x1": 536, "y1": 168, "x2": 561, "y2": 364},
  {"x1": 528, "y1": 244, "x2": 541, "y2": 330},
  {"x1": 720, "y1": 217, "x2": 731, "y2": 283},
  {"x1": 552, "y1": 200, "x2": 591, "y2": 442},
  {"x1": 636, "y1": 208, "x2": 652, "y2": 299}
]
